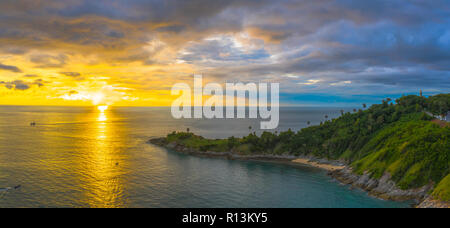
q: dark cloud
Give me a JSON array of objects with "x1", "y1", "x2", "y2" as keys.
[
  {"x1": 0, "y1": 63, "x2": 22, "y2": 73},
  {"x1": 12, "y1": 81, "x2": 30, "y2": 90},
  {"x1": 33, "y1": 79, "x2": 45, "y2": 87},
  {"x1": 59, "y1": 72, "x2": 85, "y2": 81},
  {"x1": 179, "y1": 35, "x2": 270, "y2": 66},
  {"x1": 0, "y1": 79, "x2": 46, "y2": 90},
  {"x1": 0, "y1": 47, "x2": 28, "y2": 55},
  {"x1": 60, "y1": 72, "x2": 81, "y2": 77},
  {"x1": 155, "y1": 25, "x2": 186, "y2": 34},
  {"x1": 29, "y1": 54, "x2": 67, "y2": 68},
  {"x1": 23, "y1": 74, "x2": 39, "y2": 78}
]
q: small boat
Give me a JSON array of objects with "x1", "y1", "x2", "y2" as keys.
[
  {"x1": 0, "y1": 187, "x2": 12, "y2": 192},
  {"x1": 0, "y1": 185, "x2": 21, "y2": 192},
  {"x1": 30, "y1": 122, "x2": 36, "y2": 126}
]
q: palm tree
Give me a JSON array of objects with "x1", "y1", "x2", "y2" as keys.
[
  {"x1": 353, "y1": 108, "x2": 357, "y2": 113},
  {"x1": 363, "y1": 103, "x2": 367, "y2": 109},
  {"x1": 186, "y1": 128, "x2": 190, "y2": 133},
  {"x1": 248, "y1": 126, "x2": 252, "y2": 132},
  {"x1": 307, "y1": 121, "x2": 311, "y2": 126},
  {"x1": 324, "y1": 115, "x2": 329, "y2": 122},
  {"x1": 340, "y1": 110, "x2": 344, "y2": 116}
]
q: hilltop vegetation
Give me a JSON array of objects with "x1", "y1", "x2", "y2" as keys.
[{"x1": 163, "y1": 94, "x2": 450, "y2": 202}]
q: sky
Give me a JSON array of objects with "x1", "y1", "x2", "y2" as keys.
[{"x1": 0, "y1": 0, "x2": 449, "y2": 106}]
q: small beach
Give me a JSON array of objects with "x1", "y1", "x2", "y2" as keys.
[{"x1": 291, "y1": 158, "x2": 346, "y2": 172}]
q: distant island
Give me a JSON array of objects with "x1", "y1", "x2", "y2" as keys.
[{"x1": 149, "y1": 94, "x2": 449, "y2": 208}]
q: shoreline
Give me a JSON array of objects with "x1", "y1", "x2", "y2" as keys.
[
  {"x1": 148, "y1": 137, "x2": 449, "y2": 208},
  {"x1": 149, "y1": 137, "x2": 346, "y2": 171},
  {"x1": 291, "y1": 158, "x2": 345, "y2": 172}
]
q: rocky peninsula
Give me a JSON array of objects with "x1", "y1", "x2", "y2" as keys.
[
  {"x1": 149, "y1": 136, "x2": 448, "y2": 208},
  {"x1": 149, "y1": 94, "x2": 450, "y2": 208}
]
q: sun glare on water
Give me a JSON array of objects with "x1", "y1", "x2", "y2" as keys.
[
  {"x1": 97, "y1": 105, "x2": 109, "y2": 122},
  {"x1": 97, "y1": 105, "x2": 109, "y2": 112}
]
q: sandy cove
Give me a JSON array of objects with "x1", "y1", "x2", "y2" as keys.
[{"x1": 291, "y1": 158, "x2": 345, "y2": 171}]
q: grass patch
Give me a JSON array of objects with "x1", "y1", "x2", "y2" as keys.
[{"x1": 432, "y1": 174, "x2": 450, "y2": 202}]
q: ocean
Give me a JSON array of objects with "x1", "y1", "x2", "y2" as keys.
[{"x1": 0, "y1": 106, "x2": 410, "y2": 208}]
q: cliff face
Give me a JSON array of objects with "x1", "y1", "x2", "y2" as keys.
[{"x1": 329, "y1": 167, "x2": 432, "y2": 203}]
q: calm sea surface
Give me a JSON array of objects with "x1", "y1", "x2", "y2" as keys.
[{"x1": 0, "y1": 106, "x2": 410, "y2": 208}]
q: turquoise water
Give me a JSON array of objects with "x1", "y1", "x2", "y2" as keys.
[{"x1": 0, "y1": 106, "x2": 410, "y2": 208}]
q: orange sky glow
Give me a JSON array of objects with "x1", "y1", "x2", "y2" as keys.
[{"x1": 0, "y1": 1, "x2": 448, "y2": 107}]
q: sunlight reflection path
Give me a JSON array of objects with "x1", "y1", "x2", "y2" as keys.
[{"x1": 83, "y1": 107, "x2": 126, "y2": 208}]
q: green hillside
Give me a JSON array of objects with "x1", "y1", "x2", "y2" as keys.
[{"x1": 163, "y1": 94, "x2": 450, "y2": 202}]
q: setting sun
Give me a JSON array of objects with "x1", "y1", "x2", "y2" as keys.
[{"x1": 97, "y1": 105, "x2": 108, "y2": 112}]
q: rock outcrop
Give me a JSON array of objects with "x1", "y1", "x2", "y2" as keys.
[
  {"x1": 417, "y1": 196, "x2": 450, "y2": 208},
  {"x1": 329, "y1": 167, "x2": 432, "y2": 202}
]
